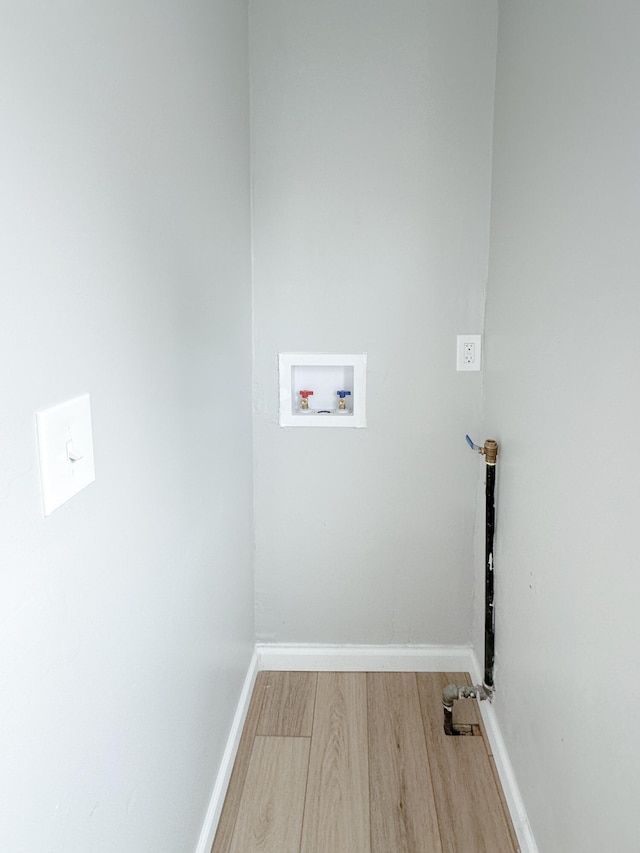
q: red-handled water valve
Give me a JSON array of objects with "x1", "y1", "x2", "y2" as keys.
[{"x1": 299, "y1": 390, "x2": 314, "y2": 410}]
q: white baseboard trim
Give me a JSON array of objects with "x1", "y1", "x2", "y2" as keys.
[
  {"x1": 469, "y1": 652, "x2": 539, "y2": 853},
  {"x1": 256, "y1": 642, "x2": 473, "y2": 672},
  {"x1": 194, "y1": 649, "x2": 259, "y2": 853}
]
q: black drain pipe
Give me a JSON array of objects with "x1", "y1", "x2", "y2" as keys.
[{"x1": 443, "y1": 437, "x2": 498, "y2": 737}]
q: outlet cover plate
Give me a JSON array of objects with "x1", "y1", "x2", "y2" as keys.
[
  {"x1": 456, "y1": 334, "x2": 482, "y2": 371},
  {"x1": 36, "y1": 393, "x2": 96, "y2": 515}
]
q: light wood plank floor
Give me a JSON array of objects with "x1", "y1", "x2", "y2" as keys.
[{"x1": 212, "y1": 672, "x2": 519, "y2": 853}]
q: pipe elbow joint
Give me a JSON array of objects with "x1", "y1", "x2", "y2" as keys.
[{"x1": 442, "y1": 684, "x2": 460, "y2": 707}]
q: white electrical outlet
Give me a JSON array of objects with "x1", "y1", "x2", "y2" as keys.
[{"x1": 457, "y1": 334, "x2": 482, "y2": 371}]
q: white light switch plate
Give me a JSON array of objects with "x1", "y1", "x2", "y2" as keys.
[
  {"x1": 36, "y1": 393, "x2": 95, "y2": 515},
  {"x1": 456, "y1": 334, "x2": 482, "y2": 371}
]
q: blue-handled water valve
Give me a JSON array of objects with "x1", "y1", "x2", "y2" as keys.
[
  {"x1": 466, "y1": 434, "x2": 498, "y2": 464},
  {"x1": 337, "y1": 390, "x2": 351, "y2": 410},
  {"x1": 466, "y1": 434, "x2": 482, "y2": 453}
]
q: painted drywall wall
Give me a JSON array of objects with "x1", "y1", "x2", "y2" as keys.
[
  {"x1": 251, "y1": 0, "x2": 498, "y2": 643},
  {"x1": 484, "y1": 2, "x2": 640, "y2": 850},
  {"x1": 0, "y1": 2, "x2": 253, "y2": 851}
]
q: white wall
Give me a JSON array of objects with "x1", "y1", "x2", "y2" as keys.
[
  {"x1": 0, "y1": 2, "x2": 253, "y2": 851},
  {"x1": 251, "y1": 0, "x2": 498, "y2": 644},
  {"x1": 8, "y1": 3, "x2": 636, "y2": 848},
  {"x1": 484, "y1": 2, "x2": 640, "y2": 850}
]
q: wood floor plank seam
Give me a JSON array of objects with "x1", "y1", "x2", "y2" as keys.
[
  {"x1": 366, "y1": 674, "x2": 373, "y2": 853},
  {"x1": 258, "y1": 734, "x2": 312, "y2": 740},
  {"x1": 296, "y1": 672, "x2": 318, "y2": 853}
]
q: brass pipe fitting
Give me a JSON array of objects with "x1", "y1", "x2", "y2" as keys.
[{"x1": 482, "y1": 439, "x2": 498, "y2": 465}]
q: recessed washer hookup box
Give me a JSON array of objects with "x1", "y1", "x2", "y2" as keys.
[{"x1": 278, "y1": 353, "x2": 367, "y2": 428}]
